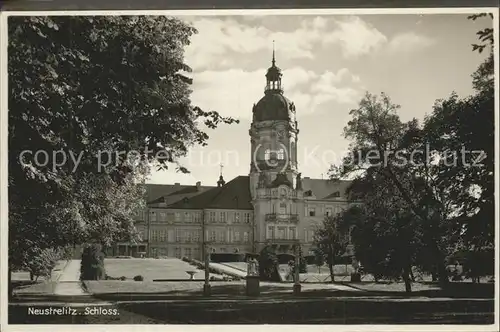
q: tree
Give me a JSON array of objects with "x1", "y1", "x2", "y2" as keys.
[
  {"x1": 313, "y1": 215, "x2": 350, "y2": 283},
  {"x1": 330, "y1": 14, "x2": 495, "y2": 290},
  {"x1": 313, "y1": 247, "x2": 325, "y2": 274},
  {"x1": 8, "y1": 16, "x2": 238, "y2": 276},
  {"x1": 419, "y1": 13, "x2": 494, "y2": 279}
]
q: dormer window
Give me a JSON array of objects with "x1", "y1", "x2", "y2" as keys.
[{"x1": 305, "y1": 190, "x2": 313, "y2": 197}]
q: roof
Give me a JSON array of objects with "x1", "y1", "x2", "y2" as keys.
[
  {"x1": 164, "y1": 176, "x2": 253, "y2": 210},
  {"x1": 301, "y1": 178, "x2": 352, "y2": 200},
  {"x1": 143, "y1": 183, "x2": 215, "y2": 207},
  {"x1": 253, "y1": 92, "x2": 296, "y2": 122}
]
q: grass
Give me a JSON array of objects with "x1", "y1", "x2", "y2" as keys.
[{"x1": 104, "y1": 258, "x2": 205, "y2": 280}]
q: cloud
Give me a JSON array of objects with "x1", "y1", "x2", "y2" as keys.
[
  {"x1": 183, "y1": 15, "x2": 389, "y2": 70},
  {"x1": 190, "y1": 66, "x2": 362, "y2": 120},
  {"x1": 387, "y1": 32, "x2": 435, "y2": 53},
  {"x1": 323, "y1": 16, "x2": 388, "y2": 58}
]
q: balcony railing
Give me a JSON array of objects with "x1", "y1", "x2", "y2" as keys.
[
  {"x1": 265, "y1": 237, "x2": 299, "y2": 243},
  {"x1": 265, "y1": 213, "x2": 299, "y2": 223}
]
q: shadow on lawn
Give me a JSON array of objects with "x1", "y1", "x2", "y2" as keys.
[
  {"x1": 115, "y1": 295, "x2": 494, "y2": 324},
  {"x1": 88, "y1": 281, "x2": 495, "y2": 302}
]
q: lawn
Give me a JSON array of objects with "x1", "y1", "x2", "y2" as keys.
[
  {"x1": 104, "y1": 258, "x2": 205, "y2": 280},
  {"x1": 83, "y1": 280, "x2": 362, "y2": 298},
  {"x1": 11, "y1": 260, "x2": 69, "y2": 296}
]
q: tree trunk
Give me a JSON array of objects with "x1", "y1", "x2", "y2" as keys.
[
  {"x1": 410, "y1": 269, "x2": 415, "y2": 282},
  {"x1": 328, "y1": 246, "x2": 335, "y2": 283},
  {"x1": 402, "y1": 267, "x2": 412, "y2": 293},
  {"x1": 29, "y1": 271, "x2": 34, "y2": 281},
  {"x1": 437, "y1": 259, "x2": 449, "y2": 287}
]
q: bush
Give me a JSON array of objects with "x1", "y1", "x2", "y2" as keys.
[
  {"x1": 26, "y1": 248, "x2": 60, "y2": 281},
  {"x1": 133, "y1": 275, "x2": 144, "y2": 281},
  {"x1": 120, "y1": 276, "x2": 127, "y2": 281},
  {"x1": 80, "y1": 244, "x2": 106, "y2": 280},
  {"x1": 258, "y1": 246, "x2": 281, "y2": 282}
]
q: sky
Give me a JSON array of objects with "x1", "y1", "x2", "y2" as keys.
[{"x1": 146, "y1": 13, "x2": 491, "y2": 186}]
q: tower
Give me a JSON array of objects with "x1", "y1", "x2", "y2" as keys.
[{"x1": 249, "y1": 43, "x2": 303, "y2": 251}]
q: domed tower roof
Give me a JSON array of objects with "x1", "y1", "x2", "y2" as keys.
[{"x1": 252, "y1": 42, "x2": 296, "y2": 123}]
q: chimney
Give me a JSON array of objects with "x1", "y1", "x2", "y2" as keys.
[
  {"x1": 174, "y1": 182, "x2": 180, "y2": 186},
  {"x1": 196, "y1": 181, "x2": 201, "y2": 188}
]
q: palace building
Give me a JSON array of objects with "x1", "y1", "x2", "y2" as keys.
[{"x1": 109, "y1": 50, "x2": 355, "y2": 261}]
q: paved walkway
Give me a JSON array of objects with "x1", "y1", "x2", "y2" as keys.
[{"x1": 53, "y1": 259, "x2": 86, "y2": 296}]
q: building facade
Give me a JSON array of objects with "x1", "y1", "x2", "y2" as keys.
[{"x1": 110, "y1": 52, "x2": 356, "y2": 261}]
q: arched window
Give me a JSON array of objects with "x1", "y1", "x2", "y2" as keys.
[
  {"x1": 264, "y1": 149, "x2": 271, "y2": 160},
  {"x1": 277, "y1": 148, "x2": 285, "y2": 160}
]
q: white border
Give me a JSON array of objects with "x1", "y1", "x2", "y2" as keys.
[{"x1": 0, "y1": 7, "x2": 498, "y2": 332}]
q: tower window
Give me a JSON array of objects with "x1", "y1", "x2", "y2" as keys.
[
  {"x1": 277, "y1": 149, "x2": 285, "y2": 160},
  {"x1": 265, "y1": 149, "x2": 271, "y2": 160}
]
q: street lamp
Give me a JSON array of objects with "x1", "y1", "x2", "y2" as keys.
[
  {"x1": 203, "y1": 241, "x2": 211, "y2": 296},
  {"x1": 293, "y1": 240, "x2": 301, "y2": 295}
]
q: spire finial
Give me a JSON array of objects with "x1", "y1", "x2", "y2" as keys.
[
  {"x1": 217, "y1": 163, "x2": 225, "y2": 187},
  {"x1": 272, "y1": 40, "x2": 276, "y2": 66}
]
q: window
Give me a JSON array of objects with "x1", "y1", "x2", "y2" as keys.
[
  {"x1": 184, "y1": 247, "x2": 192, "y2": 258},
  {"x1": 308, "y1": 207, "x2": 316, "y2": 217},
  {"x1": 193, "y1": 213, "x2": 201, "y2": 223},
  {"x1": 267, "y1": 226, "x2": 274, "y2": 239},
  {"x1": 234, "y1": 231, "x2": 240, "y2": 242},
  {"x1": 220, "y1": 247, "x2": 227, "y2": 253},
  {"x1": 159, "y1": 212, "x2": 166, "y2": 222},
  {"x1": 209, "y1": 212, "x2": 216, "y2": 223},
  {"x1": 279, "y1": 202, "x2": 287, "y2": 214},
  {"x1": 174, "y1": 212, "x2": 181, "y2": 222},
  {"x1": 159, "y1": 230, "x2": 167, "y2": 242},
  {"x1": 150, "y1": 211, "x2": 157, "y2": 222},
  {"x1": 234, "y1": 213, "x2": 240, "y2": 223},
  {"x1": 289, "y1": 227, "x2": 297, "y2": 240},
  {"x1": 243, "y1": 232, "x2": 249, "y2": 243},
  {"x1": 185, "y1": 212, "x2": 192, "y2": 223},
  {"x1": 210, "y1": 231, "x2": 216, "y2": 242},
  {"x1": 175, "y1": 247, "x2": 181, "y2": 258},
  {"x1": 194, "y1": 247, "x2": 200, "y2": 260},
  {"x1": 244, "y1": 213, "x2": 251, "y2": 224},
  {"x1": 167, "y1": 212, "x2": 175, "y2": 223},
  {"x1": 277, "y1": 226, "x2": 286, "y2": 240},
  {"x1": 217, "y1": 231, "x2": 225, "y2": 243},
  {"x1": 186, "y1": 231, "x2": 192, "y2": 243},
  {"x1": 220, "y1": 212, "x2": 226, "y2": 223},
  {"x1": 175, "y1": 229, "x2": 181, "y2": 242},
  {"x1": 151, "y1": 230, "x2": 159, "y2": 242},
  {"x1": 277, "y1": 148, "x2": 285, "y2": 160},
  {"x1": 193, "y1": 230, "x2": 200, "y2": 242},
  {"x1": 264, "y1": 149, "x2": 271, "y2": 160},
  {"x1": 325, "y1": 207, "x2": 332, "y2": 217}
]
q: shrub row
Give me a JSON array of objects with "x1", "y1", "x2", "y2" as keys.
[{"x1": 104, "y1": 275, "x2": 144, "y2": 281}]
